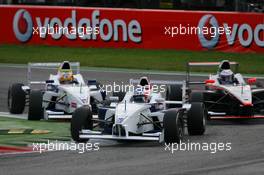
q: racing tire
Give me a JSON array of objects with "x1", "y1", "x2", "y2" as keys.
[
  {"x1": 112, "y1": 91, "x2": 126, "y2": 102},
  {"x1": 187, "y1": 102, "x2": 206, "y2": 135},
  {"x1": 71, "y1": 106, "x2": 93, "y2": 142},
  {"x1": 252, "y1": 90, "x2": 264, "y2": 114},
  {"x1": 28, "y1": 90, "x2": 44, "y2": 120},
  {"x1": 190, "y1": 92, "x2": 204, "y2": 103},
  {"x1": 190, "y1": 92, "x2": 209, "y2": 119},
  {"x1": 8, "y1": 83, "x2": 26, "y2": 114},
  {"x1": 256, "y1": 81, "x2": 264, "y2": 88},
  {"x1": 163, "y1": 110, "x2": 184, "y2": 144},
  {"x1": 166, "y1": 84, "x2": 182, "y2": 108}
]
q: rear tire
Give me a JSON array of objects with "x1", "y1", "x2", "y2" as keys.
[
  {"x1": 166, "y1": 84, "x2": 182, "y2": 108},
  {"x1": 8, "y1": 83, "x2": 26, "y2": 114},
  {"x1": 256, "y1": 81, "x2": 264, "y2": 88},
  {"x1": 28, "y1": 90, "x2": 43, "y2": 120},
  {"x1": 163, "y1": 110, "x2": 184, "y2": 144},
  {"x1": 187, "y1": 103, "x2": 206, "y2": 135},
  {"x1": 71, "y1": 106, "x2": 93, "y2": 142},
  {"x1": 190, "y1": 92, "x2": 209, "y2": 119},
  {"x1": 252, "y1": 90, "x2": 264, "y2": 114},
  {"x1": 190, "y1": 92, "x2": 203, "y2": 103}
]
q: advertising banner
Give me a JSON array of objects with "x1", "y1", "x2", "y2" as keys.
[{"x1": 0, "y1": 5, "x2": 263, "y2": 53}]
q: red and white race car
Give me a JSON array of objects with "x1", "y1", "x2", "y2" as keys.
[{"x1": 186, "y1": 60, "x2": 264, "y2": 120}]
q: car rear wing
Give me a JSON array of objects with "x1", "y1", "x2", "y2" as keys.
[
  {"x1": 188, "y1": 62, "x2": 238, "y2": 67},
  {"x1": 186, "y1": 61, "x2": 239, "y2": 86},
  {"x1": 129, "y1": 79, "x2": 184, "y2": 85},
  {"x1": 27, "y1": 62, "x2": 80, "y2": 86}
]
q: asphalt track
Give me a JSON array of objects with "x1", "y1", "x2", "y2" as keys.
[{"x1": 0, "y1": 65, "x2": 264, "y2": 175}]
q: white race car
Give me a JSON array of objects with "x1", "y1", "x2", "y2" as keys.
[
  {"x1": 71, "y1": 77, "x2": 206, "y2": 144},
  {"x1": 187, "y1": 60, "x2": 264, "y2": 119},
  {"x1": 8, "y1": 61, "x2": 105, "y2": 120}
]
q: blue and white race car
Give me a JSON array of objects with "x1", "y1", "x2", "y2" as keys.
[
  {"x1": 8, "y1": 61, "x2": 105, "y2": 120},
  {"x1": 71, "y1": 77, "x2": 206, "y2": 144}
]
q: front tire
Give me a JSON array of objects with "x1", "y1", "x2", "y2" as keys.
[
  {"x1": 71, "y1": 106, "x2": 93, "y2": 142},
  {"x1": 28, "y1": 90, "x2": 43, "y2": 120},
  {"x1": 8, "y1": 83, "x2": 26, "y2": 114},
  {"x1": 163, "y1": 110, "x2": 184, "y2": 144},
  {"x1": 187, "y1": 103, "x2": 206, "y2": 135}
]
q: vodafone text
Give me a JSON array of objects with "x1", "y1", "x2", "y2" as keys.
[{"x1": 13, "y1": 9, "x2": 142, "y2": 43}]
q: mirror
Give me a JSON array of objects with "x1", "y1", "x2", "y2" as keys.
[{"x1": 204, "y1": 79, "x2": 215, "y2": 84}]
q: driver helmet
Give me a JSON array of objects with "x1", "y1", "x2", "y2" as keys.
[
  {"x1": 134, "y1": 87, "x2": 150, "y2": 103},
  {"x1": 219, "y1": 69, "x2": 234, "y2": 83},
  {"x1": 58, "y1": 61, "x2": 74, "y2": 83}
]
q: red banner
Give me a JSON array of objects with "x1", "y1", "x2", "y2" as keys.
[{"x1": 0, "y1": 5, "x2": 263, "y2": 53}]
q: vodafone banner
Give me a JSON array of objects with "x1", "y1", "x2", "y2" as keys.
[{"x1": 0, "y1": 5, "x2": 263, "y2": 53}]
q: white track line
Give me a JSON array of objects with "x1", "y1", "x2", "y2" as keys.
[
  {"x1": 0, "y1": 150, "x2": 38, "y2": 156},
  {"x1": 0, "y1": 112, "x2": 27, "y2": 120}
]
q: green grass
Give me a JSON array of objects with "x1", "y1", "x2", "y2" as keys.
[
  {"x1": 0, "y1": 117, "x2": 70, "y2": 147},
  {"x1": 0, "y1": 44, "x2": 263, "y2": 74}
]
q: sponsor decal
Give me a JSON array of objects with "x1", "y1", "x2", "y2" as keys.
[
  {"x1": 198, "y1": 14, "x2": 220, "y2": 48},
  {"x1": 13, "y1": 9, "x2": 33, "y2": 42},
  {"x1": 198, "y1": 14, "x2": 264, "y2": 48},
  {"x1": 2, "y1": 6, "x2": 262, "y2": 53},
  {"x1": 71, "y1": 102, "x2": 77, "y2": 108}
]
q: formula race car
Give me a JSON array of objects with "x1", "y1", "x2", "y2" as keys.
[
  {"x1": 8, "y1": 61, "x2": 105, "y2": 120},
  {"x1": 186, "y1": 60, "x2": 264, "y2": 119},
  {"x1": 71, "y1": 77, "x2": 206, "y2": 144}
]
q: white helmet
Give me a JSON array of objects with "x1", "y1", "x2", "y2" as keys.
[{"x1": 220, "y1": 69, "x2": 234, "y2": 83}]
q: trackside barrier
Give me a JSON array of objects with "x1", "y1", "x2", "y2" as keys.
[{"x1": 0, "y1": 5, "x2": 263, "y2": 53}]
